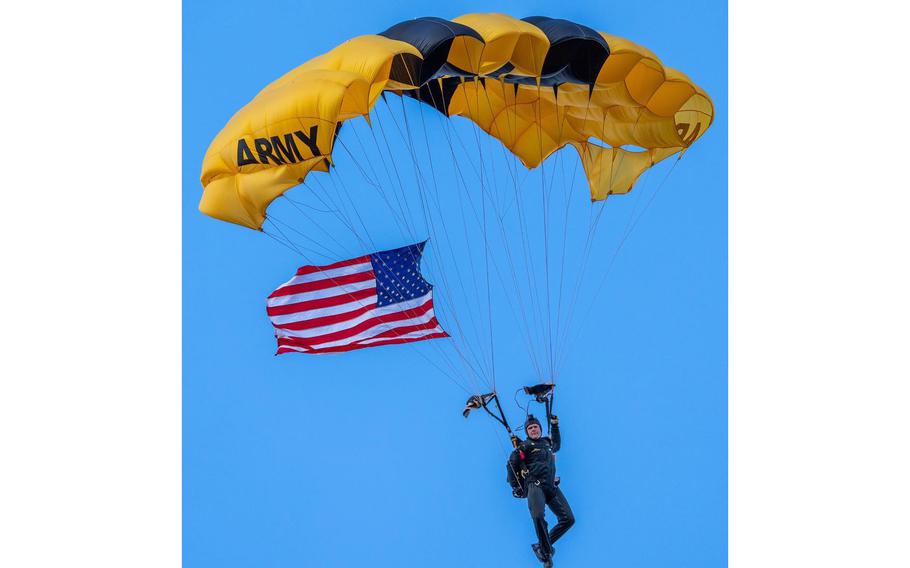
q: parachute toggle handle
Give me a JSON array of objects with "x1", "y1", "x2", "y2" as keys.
[
  {"x1": 522, "y1": 382, "x2": 556, "y2": 434},
  {"x1": 523, "y1": 383, "x2": 555, "y2": 403}
]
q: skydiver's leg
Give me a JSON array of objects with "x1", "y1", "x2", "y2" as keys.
[
  {"x1": 527, "y1": 483, "x2": 552, "y2": 557},
  {"x1": 545, "y1": 486, "x2": 575, "y2": 545}
]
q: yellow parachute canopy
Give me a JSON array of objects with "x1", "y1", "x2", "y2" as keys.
[{"x1": 200, "y1": 14, "x2": 713, "y2": 229}]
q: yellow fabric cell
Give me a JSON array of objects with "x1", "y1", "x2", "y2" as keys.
[
  {"x1": 447, "y1": 35, "x2": 486, "y2": 75},
  {"x1": 647, "y1": 81, "x2": 697, "y2": 118},
  {"x1": 625, "y1": 59, "x2": 667, "y2": 107},
  {"x1": 452, "y1": 13, "x2": 549, "y2": 76}
]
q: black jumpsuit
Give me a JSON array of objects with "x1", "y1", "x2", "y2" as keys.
[{"x1": 507, "y1": 423, "x2": 575, "y2": 558}]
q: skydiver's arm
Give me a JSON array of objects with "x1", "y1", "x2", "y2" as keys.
[{"x1": 550, "y1": 421, "x2": 561, "y2": 452}]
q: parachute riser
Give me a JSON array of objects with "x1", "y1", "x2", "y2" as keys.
[
  {"x1": 489, "y1": 393, "x2": 521, "y2": 448},
  {"x1": 464, "y1": 392, "x2": 518, "y2": 446},
  {"x1": 543, "y1": 390, "x2": 554, "y2": 436}
]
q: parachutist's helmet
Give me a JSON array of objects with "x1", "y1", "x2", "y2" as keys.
[{"x1": 524, "y1": 414, "x2": 541, "y2": 433}]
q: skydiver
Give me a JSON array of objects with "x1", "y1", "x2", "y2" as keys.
[{"x1": 507, "y1": 414, "x2": 574, "y2": 567}]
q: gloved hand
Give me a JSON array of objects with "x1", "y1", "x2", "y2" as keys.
[
  {"x1": 549, "y1": 414, "x2": 559, "y2": 425},
  {"x1": 512, "y1": 487, "x2": 524, "y2": 498}
]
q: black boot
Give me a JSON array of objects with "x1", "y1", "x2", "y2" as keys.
[{"x1": 532, "y1": 543, "x2": 553, "y2": 566}]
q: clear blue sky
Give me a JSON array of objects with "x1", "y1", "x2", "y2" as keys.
[{"x1": 183, "y1": 1, "x2": 727, "y2": 567}]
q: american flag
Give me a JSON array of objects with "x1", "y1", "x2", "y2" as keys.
[{"x1": 267, "y1": 242, "x2": 448, "y2": 354}]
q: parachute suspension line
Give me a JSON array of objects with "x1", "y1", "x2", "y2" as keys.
[
  {"x1": 472, "y1": 79, "x2": 497, "y2": 390},
  {"x1": 323, "y1": 165, "x2": 377, "y2": 250},
  {"x1": 554, "y1": 208, "x2": 603, "y2": 372},
  {"x1": 414, "y1": 87, "x2": 494, "y2": 382},
  {"x1": 534, "y1": 84, "x2": 555, "y2": 381},
  {"x1": 348, "y1": 110, "x2": 460, "y2": 302},
  {"x1": 389, "y1": 108, "x2": 495, "y2": 418},
  {"x1": 550, "y1": 172, "x2": 613, "y2": 376},
  {"x1": 334, "y1": 132, "x2": 413, "y2": 243},
  {"x1": 551, "y1": 154, "x2": 580, "y2": 382},
  {"x1": 472, "y1": 78, "x2": 552, "y2": 386},
  {"x1": 458, "y1": 159, "x2": 547, "y2": 382},
  {"x1": 541, "y1": 89, "x2": 575, "y2": 381},
  {"x1": 354, "y1": 116, "x2": 422, "y2": 243},
  {"x1": 518, "y1": 163, "x2": 550, "y2": 372},
  {"x1": 286, "y1": 185, "x2": 390, "y2": 271},
  {"x1": 265, "y1": 214, "x2": 339, "y2": 261},
  {"x1": 286, "y1": 122, "x2": 375, "y2": 253},
  {"x1": 388, "y1": 94, "x2": 495, "y2": 389},
  {"x1": 280, "y1": 195, "x2": 337, "y2": 214},
  {"x1": 435, "y1": 89, "x2": 546, "y2": 382},
  {"x1": 615, "y1": 164, "x2": 653, "y2": 241},
  {"x1": 279, "y1": 195, "x2": 360, "y2": 261},
  {"x1": 475, "y1": 82, "x2": 549, "y2": 370},
  {"x1": 409, "y1": 345, "x2": 474, "y2": 395},
  {"x1": 410, "y1": 329, "x2": 474, "y2": 392},
  {"x1": 262, "y1": 222, "x2": 308, "y2": 259},
  {"x1": 541, "y1": 116, "x2": 569, "y2": 383},
  {"x1": 550, "y1": 109, "x2": 625, "y2": 373},
  {"x1": 604, "y1": 153, "x2": 682, "y2": 286},
  {"x1": 431, "y1": 140, "x2": 491, "y2": 370},
  {"x1": 392, "y1": 96, "x2": 432, "y2": 240},
  {"x1": 391, "y1": 98, "x2": 492, "y2": 386},
  {"x1": 462, "y1": 80, "x2": 495, "y2": 391},
  {"x1": 499, "y1": 82, "x2": 549, "y2": 381},
  {"x1": 433, "y1": 89, "x2": 493, "y2": 268},
  {"x1": 508, "y1": 116, "x2": 549, "y2": 379},
  {"x1": 434, "y1": 92, "x2": 534, "y2": 342},
  {"x1": 371, "y1": 103, "x2": 424, "y2": 239},
  {"x1": 305, "y1": 176, "x2": 372, "y2": 252},
  {"x1": 444, "y1": 41, "x2": 522, "y2": 450},
  {"x1": 541, "y1": 89, "x2": 575, "y2": 382},
  {"x1": 453, "y1": 82, "x2": 499, "y2": 386},
  {"x1": 312, "y1": 131, "x2": 489, "y2": 393},
  {"x1": 371, "y1": 99, "x2": 470, "y2": 326},
  {"x1": 434, "y1": 107, "x2": 492, "y2": 359},
  {"x1": 333, "y1": 138, "x2": 482, "y2": 392},
  {"x1": 489, "y1": 117, "x2": 534, "y2": 220},
  {"x1": 551, "y1": 93, "x2": 591, "y2": 381},
  {"x1": 265, "y1": 216, "x2": 341, "y2": 261},
  {"x1": 556, "y1": 154, "x2": 684, "y2": 373},
  {"x1": 331, "y1": 147, "x2": 434, "y2": 298},
  {"x1": 552, "y1": 106, "x2": 656, "y2": 374},
  {"x1": 278, "y1": 194, "x2": 358, "y2": 255}
]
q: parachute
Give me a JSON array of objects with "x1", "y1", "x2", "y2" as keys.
[
  {"x1": 200, "y1": 14, "x2": 712, "y2": 228},
  {"x1": 199, "y1": 14, "x2": 713, "y2": 436}
]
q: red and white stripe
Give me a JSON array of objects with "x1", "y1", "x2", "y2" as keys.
[{"x1": 267, "y1": 255, "x2": 448, "y2": 354}]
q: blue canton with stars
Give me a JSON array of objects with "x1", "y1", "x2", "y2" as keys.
[{"x1": 370, "y1": 242, "x2": 432, "y2": 307}]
